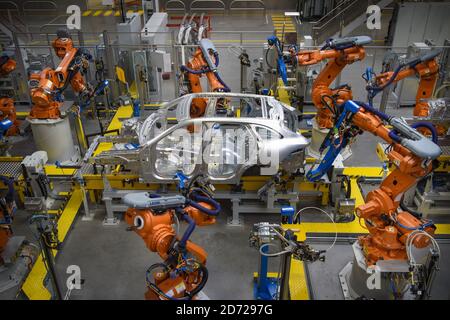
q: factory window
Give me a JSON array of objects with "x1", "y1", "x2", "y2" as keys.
[
  {"x1": 153, "y1": 124, "x2": 202, "y2": 177},
  {"x1": 254, "y1": 126, "x2": 282, "y2": 141},
  {"x1": 204, "y1": 122, "x2": 256, "y2": 178},
  {"x1": 237, "y1": 97, "x2": 264, "y2": 118}
]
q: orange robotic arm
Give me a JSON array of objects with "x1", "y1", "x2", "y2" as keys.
[
  {"x1": 353, "y1": 110, "x2": 438, "y2": 264},
  {"x1": 373, "y1": 58, "x2": 439, "y2": 117},
  {"x1": 346, "y1": 102, "x2": 441, "y2": 265},
  {"x1": 123, "y1": 182, "x2": 220, "y2": 300},
  {"x1": 0, "y1": 55, "x2": 20, "y2": 135},
  {"x1": 29, "y1": 33, "x2": 91, "y2": 119},
  {"x1": 181, "y1": 39, "x2": 229, "y2": 118},
  {"x1": 291, "y1": 36, "x2": 371, "y2": 129},
  {"x1": 0, "y1": 55, "x2": 16, "y2": 77},
  {"x1": 307, "y1": 100, "x2": 441, "y2": 266}
]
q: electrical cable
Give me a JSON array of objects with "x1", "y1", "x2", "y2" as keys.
[
  {"x1": 265, "y1": 47, "x2": 274, "y2": 70},
  {"x1": 433, "y1": 82, "x2": 450, "y2": 98},
  {"x1": 259, "y1": 243, "x2": 290, "y2": 257},
  {"x1": 293, "y1": 206, "x2": 338, "y2": 252},
  {"x1": 406, "y1": 230, "x2": 440, "y2": 268}
]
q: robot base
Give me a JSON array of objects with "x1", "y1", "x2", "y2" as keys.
[
  {"x1": 339, "y1": 242, "x2": 410, "y2": 300},
  {"x1": 253, "y1": 275, "x2": 278, "y2": 300},
  {"x1": 29, "y1": 117, "x2": 80, "y2": 164}
]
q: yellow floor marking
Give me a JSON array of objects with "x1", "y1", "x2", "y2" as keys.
[
  {"x1": 82, "y1": 10, "x2": 92, "y2": 16},
  {"x1": 104, "y1": 10, "x2": 113, "y2": 16},
  {"x1": 21, "y1": 189, "x2": 83, "y2": 300},
  {"x1": 93, "y1": 10, "x2": 103, "y2": 17},
  {"x1": 290, "y1": 260, "x2": 309, "y2": 300},
  {"x1": 93, "y1": 105, "x2": 133, "y2": 156}
]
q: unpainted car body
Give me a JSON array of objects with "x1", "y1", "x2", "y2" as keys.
[{"x1": 88, "y1": 93, "x2": 308, "y2": 184}]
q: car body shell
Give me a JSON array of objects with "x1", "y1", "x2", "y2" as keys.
[{"x1": 90, "y1": 92, "x2": 309, "y2": 184}]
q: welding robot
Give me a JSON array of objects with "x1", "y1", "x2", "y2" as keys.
[
  {"x1": 0, "y1": 55, "x2": 20, "y2": 136},
  {"x1": 27, "y1": 30, "x2": 108, "y2": 163},
  {"x1": 180, "y1": 39, "x2": 230, "y2": 118},
  {"x1": 364, "y1": 49, "x2": 444, "y2": 134},
  {"x1": 28, "y1": 30, "x2": 94, "y2": 119},
  {"x1": 306, "y1": 99, "x2": 442, "y2": 298},
  {"x1": 123, "y1": 174, "x2": 221, "y2": 300},
  {"x1": 266, "y1": 35, "x2": 290, "y2": 87},
  {"x1": 290, "y1": 36, "x2": 372, "y2": 129}
]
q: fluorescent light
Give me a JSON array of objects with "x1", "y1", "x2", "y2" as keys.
[{"x1": 284, "y1": 12, "x2": 300, "y2": 16}]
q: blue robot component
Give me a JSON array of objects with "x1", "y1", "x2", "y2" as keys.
[
  {"x1": 254, "y1": 243, "x2": 278, "y2": 300},
  {"x1": 261, "y1": 88, "x2": 270, "y2": 95},
  {"x1": 306, "y1": 100, "x2": 361, "y2": 182},
  {"x1": 281, "y1": 206, "x2": 295, "y2": 224},
  {"x1": 267, "y1": 35, "x2": 288, "y2": 86},
  {"x1": 132, "y1": 99, "x2": 140, "y2": 117},
  {"x1": 0, "y1": 119, "x2": 13, "y2": 140},
  {"x1": 79, "y1": 79, "x2": 109, "y2": 109},
  {"x1": 363, "y1": 49, "x2": 442, "y2": 106},
  {"x1": 253, "y1": 206, "x2": 292, "y2": 300},
  {"x1": 306, "y1": 99, "x2": 441, "y2": 182},
  {"x1": 175, "y1": 171, "x2": 189, "y2": 190}
]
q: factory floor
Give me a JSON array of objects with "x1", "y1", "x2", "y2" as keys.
[{"x1": 2, "y1": 10, "x2": 449, "y2": 300}]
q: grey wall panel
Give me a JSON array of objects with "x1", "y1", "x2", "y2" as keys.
[
  {"x1": 392, "y1": 2, "x2": 450, "y2": 50},
  {"x1": 436, "y1": 5, "x2": 450, "y2": 45},
  {"x1": 392, "y1": 4, "x2": 414, "y2": 49},
  {"x1": 409, "y1": 4, "x2": 428, "y2": 45},
  {"x1": 423, "y1": 5, "x2": 446, "y2": 44}
]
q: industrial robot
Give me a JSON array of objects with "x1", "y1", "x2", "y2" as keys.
[
  {"x1": 290, "y1": 36, "x2": 372, "y2": 129},
  {"x1": 306, "y1": 99, "x2": 442, "y2": 299},
  {"x1": 29, "y1": 30, "x2": 92, "y2": 120},
  {"x1": 180, "y1": 39, "x2": 230, "y2": 118},
  {"x1": 364, "y1": 49, "x2": 444, "y2": 134},
  {"x1": 0, "y1": 55, "x2": 19, "y2": 136},
  {"x1": 266, "y1": 35, "x2": 289, "y2": 87},
  {"x1": 27, "y1": 30, "x2": 108, "y2": 163},
  {"x1": 123, "y1": 174, "x2": 221, "y2": 300}
]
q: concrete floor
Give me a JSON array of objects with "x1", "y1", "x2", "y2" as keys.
[{"x1": 1, "y1": 9, "x2": 449, "y2": 300}]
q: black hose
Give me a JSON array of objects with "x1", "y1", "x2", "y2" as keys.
[
  {"x1": 265, "y1": 47, "x2": 274, "y2": 70},
  {"x1": 185, "y1": 174, "x2": 203, "y2": 194},
  {"x1": 343, "y1": 175, "x2": 351, "y2": 199}
]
